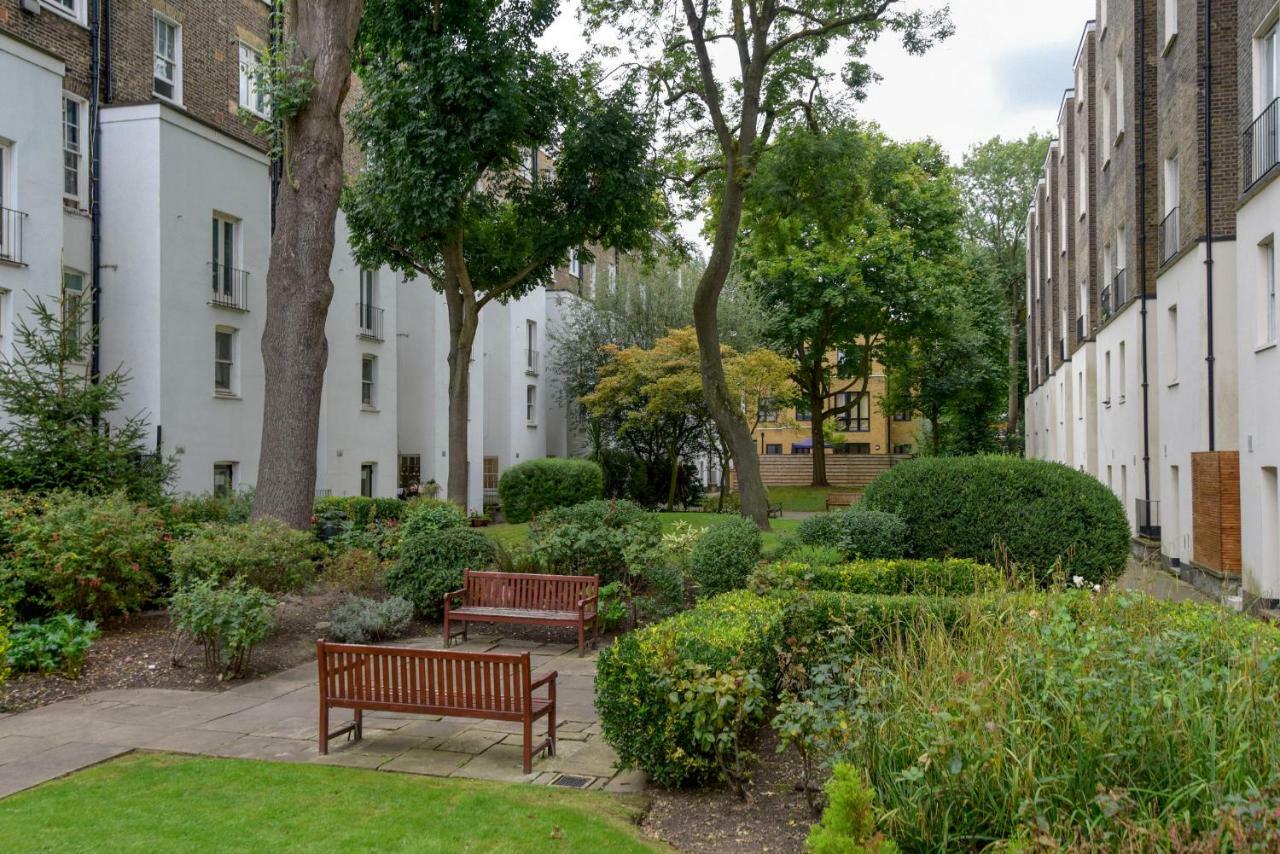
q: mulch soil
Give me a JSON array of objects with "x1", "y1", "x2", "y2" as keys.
[{"x1": 642, "y1": 727, "x2": 816, "y2": 854}]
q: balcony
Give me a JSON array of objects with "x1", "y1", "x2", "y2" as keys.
[
  {"x1": 357, "y1": 302, "x2": 384, "y2": 341},
  {"x1": 0, "y1": 206, "x2": 27, "y2": 266},
  {"x1": 209, "y1": 262, "x2": 250, "y2": 311},
  {"x1": 525, "y1": 348, "x2": 540, "y2": 376},
  {"x1": 1243, "y1": 98, "x2": 1279, "y2": 192},
  {"x1": 1159, "y1": 207, "x2": 1180, "y2": 264},
  {"x1": 1112, "y1": 269, "x2": 1127, "y2": 313},
  {"x1": 1100, "y1": 284, "x2": 1113, "y2": 321}
]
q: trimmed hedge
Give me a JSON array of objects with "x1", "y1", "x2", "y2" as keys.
[
  {"x1": 750, "y1": 558, "x2": 1002, "y2": 598},
  {"x1": 795, "y1": 508, "x2": 907, "y2": 560},
  {"x1": 498, "y1": 458, "x2": 604, "y2": 524},
  {"x1": 595, "y1": 588, "x2": 967, "y2": 786},
  {"x1": 862, "y1": 455, "x2": 1131, "y2": 584},
  {"x1": 688, "y1": 516, "x2": 762, "y2": 597},
  {"x1": 313, "y1": 496, "x2": 408, "y2": 527}
]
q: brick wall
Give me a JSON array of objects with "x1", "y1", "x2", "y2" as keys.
[
  {"x1": 1073, "y1": 28, "x2": 1101, "y2": 347},
  {"x1": 1238, "y1": 0, "x2": 1276, "y2": 198},
  {"x1": 732, "y1": 455, "x2": 912, "y2": 488}
]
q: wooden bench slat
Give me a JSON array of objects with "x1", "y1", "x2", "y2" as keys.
[{"x1": 445, "y1": 569, "x2": 601, "y2": 656}]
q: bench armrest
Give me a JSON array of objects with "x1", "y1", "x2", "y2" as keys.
[
  {"x1": 577, "y1": 594, "x2": 598, "y2": 613},
  {"x1": 530, "y1": 670, "x2": 558, "y2": 693},
  {"x1": 442, "y1": 588, "x2": 466, "y2": 611}
]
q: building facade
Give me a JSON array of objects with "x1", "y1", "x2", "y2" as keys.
[
  {"x1": 0, "y1": 0, "x2": 577, "y2": 509},
  {"x1": 1027, "y1": 0, "x2": 1280, "y2": 606}
]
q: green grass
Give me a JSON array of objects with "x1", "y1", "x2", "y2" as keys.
[
  {"x1": 762, "y1": 485, "x2": 852, "y2": 512},
  {"x1": 482, "y1": 512, "x2": 799, "y2": 556},
  {"x1": 0, "y1": 753, "x2": 657, "y2": 853}
]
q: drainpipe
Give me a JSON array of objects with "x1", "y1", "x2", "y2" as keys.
[
  {"x1": 88, "y1": 0, "x2": 103, "y2": 381},
  {"x1": 1203, "y1": 0, "x2": 1217, "y2": 450},
  {"x1": 1136, "y1": 0, "x2": 1154, "y2": 523}
]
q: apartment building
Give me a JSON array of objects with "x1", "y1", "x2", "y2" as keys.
[
  {"x1": 0, "y1": 0, "x2": 575, "y2": 508},
  {"x1": 1028, "y1": 0, "x2": 1280, "y2": 607}
]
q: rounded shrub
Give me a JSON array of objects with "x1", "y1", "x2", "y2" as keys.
[
  {"x1": 168, "y1": 518, "x2": 322, "y2": 594},
  {"x1": 795, "y1": 511, "x2": 844, "y2": 547},
  {"x1": 689, "y1": 516, "x2": 763, "y2": 597},
  {"x1": 526, "y1": 499, "x2": 660, "y2": 584},
  {"x1": 386, "y1": 526, "x2": 496, "y2": 619},
  {"x1": 835, "y1": 510, "x2": 907, "y2": 560},
  {"x1": 497, "y1": 458, "x2": 604, "y2": 523},
  {"x1": 861, "y1": 455, "x2": 1131, "y2": 584}
]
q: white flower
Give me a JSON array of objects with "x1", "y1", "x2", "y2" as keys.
[
  {"x1": 1072, "y1": 575, "x2": 1085, "y2": 588},
  {"x1": 1093, "y1": 584, "x2": 1102, "y2": 593}
]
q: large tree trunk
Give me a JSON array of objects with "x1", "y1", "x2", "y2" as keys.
[
  {"x1": 253, "y1": 0, "x2": 364, "y2": 528},
  {"x1": 1006, "y1": 304, "x2": 1022, "y2": 451},
  {"x1": 666, "y1": 442, "x2": 680, "y2": 511},
  {"x1": 808, "y1": 386, "x2": 829, "y2": 487},
  {"x1": 442, "y1": 245, "x2": 480, "y2": 509},
  {"x1": 693, "y1": 181, "x2": 770, "y2": 529}
]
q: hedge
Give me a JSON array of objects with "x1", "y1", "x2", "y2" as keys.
[
  {"x1": 497, "y1": 458, "x2": 604, "y2": 523},
  {"x1": 526, "y1": 500, "x2": 660, "y2": 584},
  {"x1": 861, "y1": 455, "x2": 1131, "y2": 584},
  {"x1": 313, "y1": 496, "x2": 408, "y2": 527},
  {"x1": 595, "y1": 588, "x2": 967, "y2": 786},
  {"x1": 750, "y1": 558, "x2": 1002, "y2": 598},
  {"x1": 688, "y1": 516, "x2": 762, "y2": 597}
]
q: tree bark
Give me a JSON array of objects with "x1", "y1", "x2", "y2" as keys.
[
  {"x1": 666, "y1": 442, "x2": 680, "y2": 511},
  {"x1": 253, "y1": 0, "x2": 364, "y2": 528},
  {"x1": 807, "y1": 376, "x2": 829, "y2": 487},
  {"x1": 442, "y1": 243, "x2": 479, "y2": 509}
]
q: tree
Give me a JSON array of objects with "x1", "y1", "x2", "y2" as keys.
[
  {"x1": 345, "y1": 0, "x2": 664, "y2": 507},
  {"x1": 740, "y1": 123, "x2": 966, "y2": 485},
  {"x1": 957, "y1": 133, "x2": 1052, "y2": 451},
  {"x1": 252, "y1": 0, "x2": 366, "y2": 528},
  {"x1": 0, "y1": 293, "x2": 173, "y2": 501},
  {"x1": 582, "y1": 0, "x2": 952, "y2": 527}
]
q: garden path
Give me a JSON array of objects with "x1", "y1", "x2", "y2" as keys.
[{"x1": 0, "y1": 634, "x2": 642, "y2": 799}]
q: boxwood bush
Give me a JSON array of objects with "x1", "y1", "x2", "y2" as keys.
[
  {"x1": 862, "y1": 455, "x2": 1131, "y2": 584},
  {"x1": 497, "y1": 458, "x2": 604, "y2": 523},
  {"x1": 795, "y1": 508, "x2": 907, "y2": 560},
  {"x1": 168, "y1": 519, "x2": 322, "y2": 594},
  {"x1": 688, "y1": 516, "x2": 762, "y2": 597},
  {"x1": 526, "y1": 499, "x2": 660, "y2": 584},
  {"x1": 750, "y1": 558, "x2": 1001, "y2": 598},
  {"x1": 386, "y1": 521, "x2": 496, "y2": 619}
]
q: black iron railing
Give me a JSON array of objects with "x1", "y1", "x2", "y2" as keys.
[
  {"x1": 0, "y1": 206, "x2": 27, "y2": 266},
  {"x1": 1136, "y1": 498, "x2": 1161, "y2": 540},
  {"x1": 1100, "y1": 284, "x2": 1113, "y2": 321},
  {"x1": 209, "y1": 262, "x2": 250, "y2": 310},
  {"x1": 1243, "y1": 98, "x2": 1279, "y2": 192},
  {"x1": 1160, "y1": 207, "x2": 1180, "y2": 264},
  {"x1": 357, "y1": 303, "x2": 384, "y2": 341},
  {"x1": 1112, "y1": 269, "x2": 1128, "y2": 313}
]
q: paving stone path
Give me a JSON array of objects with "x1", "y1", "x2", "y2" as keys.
[{"x1": 0, "y1": 634, "x2": 645, "y2": 799}]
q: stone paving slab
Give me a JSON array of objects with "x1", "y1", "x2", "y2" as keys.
[{"x1": 0, "y1": 634, "x2": 629, "y2": 798}]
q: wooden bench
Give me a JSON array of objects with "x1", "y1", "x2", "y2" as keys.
[
  {"x1": 444, "y1": 570, "x2": 600, "y2": 656},
  {"x1": 316, "y1": 640, "x2": 557, "y2": 773},
  {"x1": 767, "y1": 502, "x2": 784, "y2": 518},
  {"x1": 825, "y1": 492, "x2": 861, "y2": 511}
]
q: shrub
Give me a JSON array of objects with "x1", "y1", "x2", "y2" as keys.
[
  {"x1": 6, "y1": 614, "x2": 99, "y2": 678},
  {"x1": 327, "y1": 595, "x2": 413, "y2": 643},
  {"x1": 400, "y1": 498, "x2": 467, "y2": 535},
  {"x1": 170, "y1": 579, "x2": 276, "y2": 680},
  {"x1": 660, "y1": 520, "x2": 708, "y2": 573},
  {"x1": 313, "y1": 496, "x2": 408, "y2": 528},
  {"x1": 167, "y1": 489, "x2": 255, "y2": 527},
  {"x1": 806, "y1": 764, "x2": 897, "y2": 854},
  {"x1": 751, "y1": 559, "x2": 1001, "y2": 598},
  {"x1": 322, "y1": 548, "x2": 387, "y2": 595},
  {"x1": 778, "y1": 544, "x2": 845, "y2": 568},
  {"x1": 387, "y1": 526, "x2": 496, "y2": 619},
  {"x1": 862, "y1": 455, "x2": 1131, "y2": 584},
  {"x1": 834, "y1": 511, "x2": 906, "y2": 560},
  {"x1": 168, "y1": 519, "x2": 321, "y2": 593},
  {"x1": 9, "y1": 491, "x2": 167, "y2": 620},
  {"x1": 667, "y1": 665, "x2": 767, "y2": 799},
  {"x1": 0, "y1": 607, "x2": 8, "y2": 689},
  {"x1": 594, "y1": 448, "x2": 649, "y2": 502},
  {"x1": 795, "y1": 512, "x2": 844, "y2": 547},
  {"x1": 689, "y1": 516, "x2": 762, "y2": 597},
  {"x1": 526, "y1": 500, "x2": 661, "y2": 584},
  {"x1": 836, "y1": 590, "x2": 1280, "y2": 848},
  {"x1": 497, "y1": 458, "x2": 604, "y2": 523}
]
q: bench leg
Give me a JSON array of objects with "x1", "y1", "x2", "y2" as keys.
[
  {"x1": 523, "y1": 717, "x2": 533, "y2": 775},
  {"x1": 547, "y1": 703, "x2": 557, "y2": 758},
  {"x1": 442, "y1": 615, "x2": 450, "y2": 648},
  {"x1": 354, "y1": 708, "x2": 363, "y2": 741},
  {"x1": 318, "y1": 702, "x2": 329, "y2": 756},
  {"x1": 577, "y1": 621, "x2": 585, "y2": 657}
]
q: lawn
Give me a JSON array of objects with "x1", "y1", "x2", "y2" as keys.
[
  {"x1": 0, "y1": 753, "x2": 658, "y2": 853},
  {"x1": 483, "y1": 511, "x2": 800, "y2": 556}
]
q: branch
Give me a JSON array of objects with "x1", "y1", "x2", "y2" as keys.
[{"x1": 767, "y1": 0, "x2": 895, "y2": 60}]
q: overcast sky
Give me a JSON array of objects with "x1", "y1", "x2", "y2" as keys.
[{"x1": 544, "y1": 0, "x2": 1099, "y2": 162}]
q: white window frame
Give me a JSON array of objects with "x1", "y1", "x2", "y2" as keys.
[
  {"x1": 153, "y1": 13, "x2": 182, "y2": 105},
  {"x1": 213, "y1": 462, "x2": 237, "y2": 498},
  {"x1": 361, "y1": 354, "x2": 377, "y2": 408},
  {"x1": 1256, "y1": 16, "x2": 1278, "y2": 117},
  {"x1": 526, "y1": 384, "x2": 537, "y2": 425},
  {"x1": 238, "y1": 42, "x2": 267, "y2": 117},
  {"x1": 1100, "y1": 0, "x2": 1108, "y2": 34},
  {"x1": 1101, "y1": 81, "x2": 1112, "y2": 162},
  {"x1": 1263, "y1": 236, "x2": 1277, "y2": 347},
  {"x1": 1166, "y1": 304, "x2": 1180, "y2": 386},
  {"x1": 360, "y1": 463, "x2": 375, "y2": 498},
  {"x1": 1118, "y1": 340, "x2": 1127, "y2": 403},
  {"x1": 568, "y1": 249, "x2": 581, "y2": 278},
  {"x1": 1163, "y1": 0, "x2": 1179, "y2": 51},
  {"x1": 1114, "y1": 53, "x2": 1126, "y2": 140},
  {"x1": 1077, "y1": 148, "x2": 1088, "y2": 218},
  {"x1": 62, "y1": 268, "x2": 87, "y2": 354},
  {"x1": 212, "y1": 213, "x2": 238, "y2": 297},
  {"x1": 1164, "y1": 154, "x2": 1181, "y2": 217},
  {"x1": 40, "y1": 0, "x2": 86, "y2": 25},
  {"x1": 61, "y1": 95, "x2": 85, "y2": 206},
  {"x1": 214, "y1": 327, "x2": 237, "y2": 396}
]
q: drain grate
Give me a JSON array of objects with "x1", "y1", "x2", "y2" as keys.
[{"x1": 551, "y1": 774, "x2": 594, "y2": 789}]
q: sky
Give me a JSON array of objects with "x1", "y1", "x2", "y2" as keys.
[{"x1": 543, "y1": 0, "x2": 1099, "y2": 162}]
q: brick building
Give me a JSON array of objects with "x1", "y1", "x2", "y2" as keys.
[
  {"x1": 1027, "y1": 0, "x2": 1280, "y2": 608},
  {"x1": 0, "y1": 0, "x2": 581, "y2": 507}
]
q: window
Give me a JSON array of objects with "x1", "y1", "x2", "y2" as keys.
[
  {"x1": 1163, "y1": 0, "x2": 1178, "y2": 49},
  {"x1": 1059, "y1": 194, "x2": 1067, "y2": 248},
  {"x1": 607, "y1": 262, "x2": 617, "y2": 294},
  {"x1": 893, "y1": 444, "x2": 913, "y2": 455},
  {"x1": 519, "y1": 148, "x2": 536, "y2": 182},
  {"x1": 1101, "y1": 82, "x2": 1112, "y2": 159},
  {"x1": 834, "y1": 392, "x2": 871, "y2": 432},
  {"x1": 360, "y1": 463, "x2": 375, "y2": 498},
  {"x1": 41, "y1": 0, "x2": 83, "y2": 23},
  {"x1": 153, "y1": 14, "x2": 181, "y2": 102},
  {"x1": 211, "y1": 214, "x2": 237, "y2": 298},
  {"x1": 568, "y1": 249, "x2": 580, "y2": 278},
  {"x1": 1164, "y1": 155, "x2": 1180, "y2": 215},
  {"x1": 1166, "y1": 305, "x2": 1179, "y2": 385},
  {"x1": 1100, "y1": 0, "x2": 1108, "y2": 32},
  {"x1": 361, "y1": 355, "x2": 376, "y2": 407},
  {"x1": 1114, "y1": 54, "x2": 1125, "y2": 139},
  {"x1": 526, "y1": 319, "x2": 538, "y2": 373},
  {"x1": 399, "y1": 454, "x2": 421, "y2": 492},
  {"x1": 213, "y1": 463, "x2": 236, "y2": 498},
  {"x1": 764, "y1": 444, "x2": 782, "y2": 455},
  {"x1": 795, "y1": 404, "x2": 811, "y2": 422},
  {"x1": 758, "y1": 400, "x2": 779, "y2": 423},
  {"x1": 0, "y1": 289, "x2": 8, "y2": 358},
  {"x1": 1118, "y1": 341, "x2": 1127, "y2": 403},
  {"x1": 62, "y1": 96, "x2": 83, "y2": 203},
  {"x1": 1104, "y1": 349, "x2": 1112, "y2": 404},
  {"x1": 1077, "y1": 149, "x2": 1088, "y2": 217},
  {"x1": 1077, "y1": 370, "x2": 1084, "y2": 419},
  {"x1": 790, "y1": 443, "x2": 811, "y2": 455},
  {"x1": 1079, "y1": 281, "x2": 1089, "y2": 330},
  {"x1": 834, "y1": 443, "x2": 872, "y2": 455},
  {"x1": 525, "y1": 384, "x2": 537, "y2": 424},
  {"x1": 359, "y1": 269, "x2": 377, "y2": 336},
  {"x1": 214, "y1": 328, "x2": 236, "y2": 394},
  {"x1": 62, "y1": 269, "x2": 86, "y2": 354},
  {"x1": 1260, "y1": 20, "x2": 1278, "y2": 113},
  {"x1": 238, "y1": 43, "x2": 266, "y2": 116},
  {"x1": 1264, "y1": 467, "x2": 1279, "y2": 578},
  {"x1": 893, "y1": 410, "x2": 912, "y2": 422},
  {"x1": 1263, "y1": 238, "x2": 1277, "y2": 345}
]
